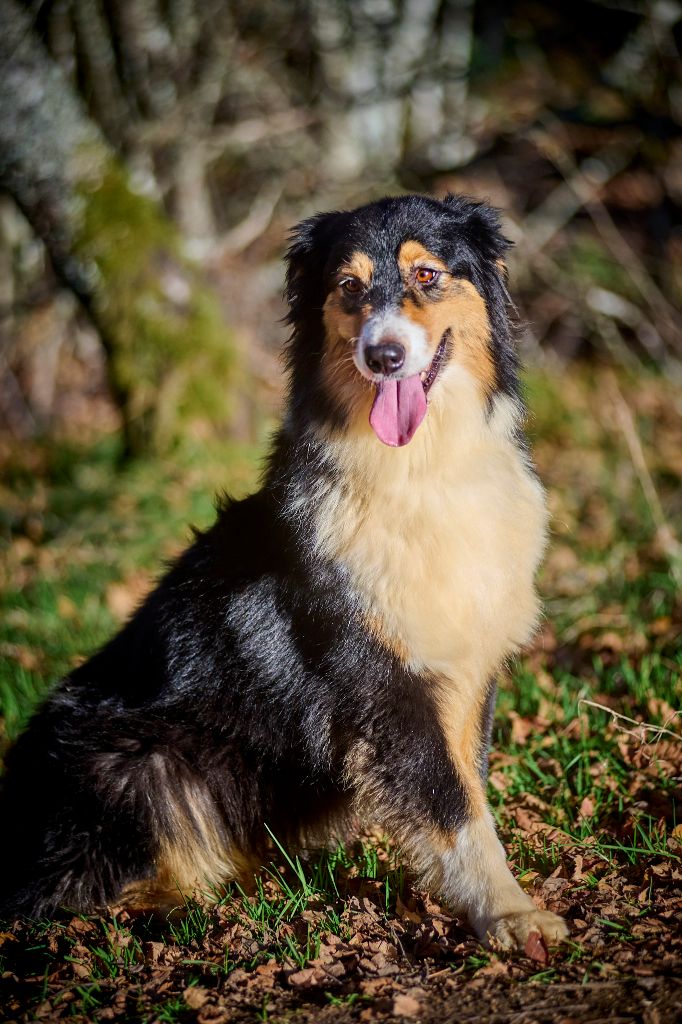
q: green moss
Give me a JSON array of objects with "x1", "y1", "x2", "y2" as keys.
[
  {"x1": 558, "y1": 232, "x2": 634, "y2": 299},
  {"x1": 74, "y1": 160, "x2": 235, "y2": 453}
]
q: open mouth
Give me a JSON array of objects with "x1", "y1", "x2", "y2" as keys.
[
  {"x1": 419, "y1": 334, "x2": 448, "y2": 395},
  {"x1": 369, "y1": 333, "x2": 449, "y2": 448}
]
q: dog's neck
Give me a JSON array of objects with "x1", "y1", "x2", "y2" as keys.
[
  {"x1": 273, "y1": 363, "x2": 545, "y2": 680},
  {"x1": 334, "y1": 365, "x2": 521, "y2": 478},
  {"x1": 279, "y1": 362, "x2": 526, "y2": 495}
]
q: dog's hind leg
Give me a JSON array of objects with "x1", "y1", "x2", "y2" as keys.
[
  {"x1": 0, "y1": 718, "x2": 157, "y2": 918},
  {"x1": 117, "y1": 758, "x2": 254, "y2": 914},
  {"x1": 0, "y1": 698, "x2": 242, "y2": 919}
]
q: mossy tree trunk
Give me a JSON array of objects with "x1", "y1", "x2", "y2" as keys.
[{"x1": 0, "y1": 0, "x2": 234, "y2": 455}]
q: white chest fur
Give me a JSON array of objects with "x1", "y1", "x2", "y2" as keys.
[{"x1": 310, "y1": 366, "x2": 548, "y2": 686}]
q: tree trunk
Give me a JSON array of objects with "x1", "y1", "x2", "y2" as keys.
[
  {"x1": 0, "y1": 0, "x2": 234, "y2": 455},
  {"x1": 310, "y1": 0, "x2": 476, "y2": 181}
]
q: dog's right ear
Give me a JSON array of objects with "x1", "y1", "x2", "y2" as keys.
[{"x1": 285, "y1": 211, "x2": 347, "y2": 325}]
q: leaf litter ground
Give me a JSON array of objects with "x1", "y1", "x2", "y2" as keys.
[{"x1": 1, "y1": 365, "x2": 681, "y2": 1023}]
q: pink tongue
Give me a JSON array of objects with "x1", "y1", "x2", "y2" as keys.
[{"x1": 369, "y1": 375, "x2": 427, "y2": 447}]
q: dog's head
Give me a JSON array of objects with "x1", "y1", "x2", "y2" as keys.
[{"x1": 285, "y1": 194, "x2": 516, "y2": 447}]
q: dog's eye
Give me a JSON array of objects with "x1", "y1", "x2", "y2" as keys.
[
  {"x1": 415, "y1": 268, "x2": 440, "y2": 287},
  {"x1": 340, "y1": 278, "x2": 363, "y2": 295}
]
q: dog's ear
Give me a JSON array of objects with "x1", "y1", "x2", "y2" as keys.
[
  {"x1": 441, "y1": 194, "x2": 513, "y2": 263},
  {"x1": 285, "y1": 211, "x2": 347, "y2": 324},
  {"x1": 441, "y1": 194, "x2": 514, "y2": 356}
]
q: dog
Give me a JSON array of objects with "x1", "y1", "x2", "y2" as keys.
[{"x1": 1, "y1": 194, "x2": 567, "y2": 951}]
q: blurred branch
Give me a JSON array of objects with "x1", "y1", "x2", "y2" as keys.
[
  {"x1": 0, "y1": 350, "x2": 37, "y2": 436},
  {"x1": 603, "y1": 370, "x2": 682, "y2": 587},
  {"x1": 520, "y1": 137, "x2": 636, "y2": 257},
  {"x1": 586, "y1": 288, "x2": 673, "y2": 368},
  {"x1": 534, "y1": 122, "x2": 682, "y2": 356},
  {"x1": 103, "y1": 0, "x2": 173, "y2": 121},
  {"x1": 131, "y1": 108, "x2": 315, "y2": 154},
  {"x1": 589, "y1": 310, "x2": 653, "y2": 375},
  {"x1": 204, "y1": 110, "x2": 316, "y2": 155},
  {"x1": 71, "y1": 0, "x2": 129, "y2": 145},
  {"x1": 509, "y1": 213, "x2": 661, "y2": 374},
  {"x1": 512, "y1": 122, "x2": 682, "y2": 370},
  {"x1": 211, "y1": 183, "x2": 284, "y2": 260}
]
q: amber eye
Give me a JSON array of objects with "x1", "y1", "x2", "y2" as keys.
[
  {"x1": 415, "y1": 267, "x2": 439, "y2": 287},
  {"x1": 340, "y1": 277, "x2": 363, "y2": 295}
]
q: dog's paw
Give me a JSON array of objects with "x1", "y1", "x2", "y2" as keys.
[{"x1": 485, "y1": 909, "x2": 568, "y2": 952}]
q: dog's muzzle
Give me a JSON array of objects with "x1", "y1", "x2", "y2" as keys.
[{"x1": 354, "y1": 311, "x2": 429, "y2": 381}]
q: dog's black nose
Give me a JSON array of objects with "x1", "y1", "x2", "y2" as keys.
[{"x1": 364, "y1": 342, "x2": 405, "y2": 375}]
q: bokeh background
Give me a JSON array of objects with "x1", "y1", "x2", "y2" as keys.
[{"x1": 1, "y1": 0, "x2": 680, "y2": 451}]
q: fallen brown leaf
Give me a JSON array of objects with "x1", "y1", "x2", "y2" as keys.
[
  {"x1": 392, "y1": 991, "x2": 422, "y2": 1017},
  {"x1": 183, "y1": 985, "x2": 210, "y2": 1009},
  {"x1": 524, "y1": 930, "x2": 549, "y2": 963},
  {"x1": 197, "y1": 1008, "x2": 230, "y2": 1024},
  {"x1": 106, "y1": 573, "x2": 151, "y2": 621}
]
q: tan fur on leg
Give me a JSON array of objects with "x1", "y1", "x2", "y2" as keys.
[{"x1": 119, "y1": 781, "x2": 254, "y2": 913}]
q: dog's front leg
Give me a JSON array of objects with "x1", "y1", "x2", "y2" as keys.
[
  {"x1": 428, "y1": 675, "x2": 568, "y2": 950},
  {"x1": 350, "y1": 695, "x2": 567, "y2": 952},
  {"x1": 432, "y1": 804, "x2": 568, "y2": 950}
]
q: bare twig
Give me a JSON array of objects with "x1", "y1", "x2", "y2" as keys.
[
  {"x1": 534, "y1": 119, "x2": 682, "y2": 354},
  {"x1": 603, "y1": 370, "x2": 682, "y2": 587},
  {"x1": 211, "y1": 183, "x2": 284, "y2": 260},
  {"x1": 578, "y1": 698, "x2": 681, "y2": 743},
  {"x1": 519, "y1": 138, "x2": 636, "y2": 258}
]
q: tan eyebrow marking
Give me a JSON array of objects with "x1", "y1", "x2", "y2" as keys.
[
  {"x1": 398, "y1": 240, "x2": 449, "y2": 277},
  {"x1": 338, "y1": 251, "x2": 374, "y2": 286}
]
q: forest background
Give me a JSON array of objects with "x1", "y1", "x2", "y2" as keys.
[{"x1": 1, "y1": 2, "x2": 681, "y2": 1022}]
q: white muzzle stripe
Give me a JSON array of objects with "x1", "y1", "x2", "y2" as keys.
[{"x1": 354, "y1": 310, "x2": 431, "y2": 381}]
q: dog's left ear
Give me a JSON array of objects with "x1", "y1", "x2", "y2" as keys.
[
  {"x1": 441, "y1": 194, "x2": 513, "y2": 264},
  {"x1": 285, "y1": 210, "x2": 348, "y2": 324}
]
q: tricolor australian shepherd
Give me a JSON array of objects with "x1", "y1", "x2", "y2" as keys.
[{"x1": 1, "y1": 194, "x2": 567, "y2": 950}]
